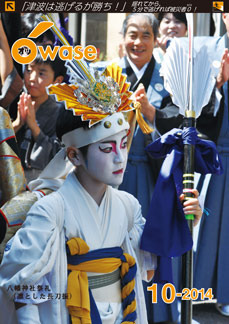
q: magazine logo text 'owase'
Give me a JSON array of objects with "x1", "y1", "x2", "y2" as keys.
[{"x1": 11, "y1": 21, "x2": 97, "y2": 64}]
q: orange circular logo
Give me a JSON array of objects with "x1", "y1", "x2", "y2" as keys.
[{"x1": 11, "y1": 39, "x2": 37, "y2": 64}]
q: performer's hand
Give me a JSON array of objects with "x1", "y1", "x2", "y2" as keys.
[
  {"x1": 134, "y1": 83, "x2": 155, "y2": 123},
  {"x1": 147, "y1": 269, "x2": 155, "y2": 281},
  {"x1": 216, "y1": 49, "x2": 229, "y2": 89},
  {"x1": 180, "y1": 189, "x2": 202, "y2": 226}
]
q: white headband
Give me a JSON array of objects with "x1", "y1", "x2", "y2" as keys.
[{"x1": 62, "y1": 112, "x2": 130, "y2": 148}]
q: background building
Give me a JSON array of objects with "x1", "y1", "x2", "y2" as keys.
[{"x1": 64, "y1": 13, "x2": 226, "y2": 61}]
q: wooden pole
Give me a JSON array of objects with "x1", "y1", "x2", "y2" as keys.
[{"x1": 181, "y1": 110, "x2": 196, "y2": 324}]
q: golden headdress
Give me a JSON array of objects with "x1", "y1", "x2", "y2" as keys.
[
  {"x1": 39, "y1": 14, "x2": 152, "y2": 148},
  {"x1": 48, "y1": 63, "x2": 133, "y2": 127}
]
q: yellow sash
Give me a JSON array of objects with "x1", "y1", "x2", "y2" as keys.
[{"x1": 66, "y1": 237, "x2": 136, "y2": 324}]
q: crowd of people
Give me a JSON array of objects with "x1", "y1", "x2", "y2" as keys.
[{"x1": 0, "y1": 11, "x2": 228, "y2": 324}]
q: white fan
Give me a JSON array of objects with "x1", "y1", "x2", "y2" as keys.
[{"x1": 160, "y1": 34, "x2": 216, "y2": 118}]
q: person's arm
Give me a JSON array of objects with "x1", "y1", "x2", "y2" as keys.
[
  {"x1": 0, "y1": 193, "x2": 62, "y2": 300},
  {"x1": 134, "y1": 83, "x2": 156, "y2": 124},
  {"x1": 12, "y1": 93, "x2": 26, "y2": 133},
  {"x1": 123, "y1": 193, "x2": 157, "y2": 281},
  {"x1": 155, "y1": 89, "x2": 220, "y2": 142},
  {"x1": 28, "y1": 130, "x2": 61, "y2": 170},
  {"x1": 156, "y1": 34, "x2": 172, "y2": 54},
  {"x1": 133, "y1": 83, "x2": 180, "y2": 131},
  {"x1": 216, "y1": 48, "x2": 229, "y2": 89},
  {"x1": 28, "y1": 100, "x2": 62, "y2": 170},
  {"x1": 0, "y1": 19, "x2": 13, "y2": 86},
  {"x1": 180, "y1": 189, "x2": 202, "y2": 227},
  {"x1": 23, "y1": 94, "x2": 40, "y2": 141},
  {"x1": 155, "y1": 98, "x2": 183, "y2": 135},
  {"x1": 13, "y1": 92, "x2": 41, "y2": 139},
  {"x1": 0, "y1": 18, "x2": 23, "y2": 108}
]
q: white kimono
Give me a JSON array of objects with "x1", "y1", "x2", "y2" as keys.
[{"x1": 0, "y1": 171, "x2": 156, "y2": 324}]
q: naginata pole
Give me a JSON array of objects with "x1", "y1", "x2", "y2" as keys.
[{"x1": 181, "y1": 110, "x2": 196, "y2": 324}]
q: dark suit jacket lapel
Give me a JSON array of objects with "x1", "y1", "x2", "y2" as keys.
[{"x1": 124, "y1": 56, "x2": 155, "y2": 92}]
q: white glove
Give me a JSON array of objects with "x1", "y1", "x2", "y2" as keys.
[{"x1": 16, "y1": 304, "x2": 41, "y2": 324}]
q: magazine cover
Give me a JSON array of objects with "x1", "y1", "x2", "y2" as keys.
[{"x1": 0, "y1": 1, "x2": 228, "y2": 323}]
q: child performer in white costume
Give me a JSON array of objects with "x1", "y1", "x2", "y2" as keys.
[{"x1": 0, "y1": 63, "x2": 202, "y2": 324}]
